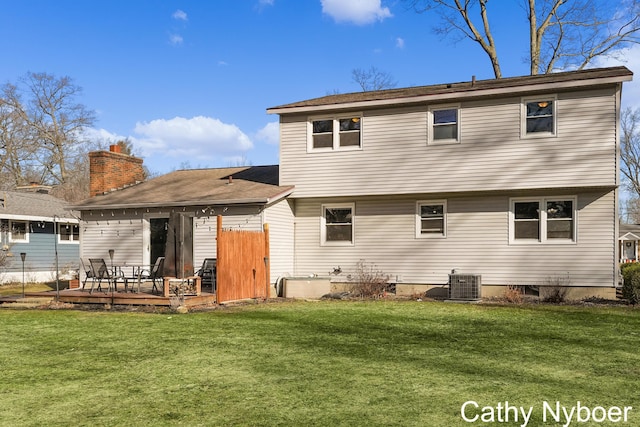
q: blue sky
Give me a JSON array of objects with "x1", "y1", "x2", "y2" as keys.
[{"x1": 2, "y1": 0, "x2": 639, "y2": 175}]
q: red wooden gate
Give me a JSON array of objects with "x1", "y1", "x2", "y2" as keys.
[{"x1": 216, "y1": 215, "x2": 270, "y2": 303}]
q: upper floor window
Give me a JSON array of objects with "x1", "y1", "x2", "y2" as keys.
[
  {"x1": 416, "y1": 200, "x2": 447, "y2": 238},
  {"x1": 522, "y1": 96, "x2": 556, "y2": 137},
  {"x1": 321, "y1": 203, "x2": 354, "y2": 246},
  {"x1": 9, "y1": 220, "x2": 28, "y2": 243},
  {"x1": 59, "y1": 223, "x2": 79, "y2": 243},
  {"x1": 429, "y1": 105, "x2": 459, "y2": 144},
  {"x1": 510, "y1": 197, "x2": 575, "y2": 244},
  {"x1": 309, "y1": 115, "x2": 362, "y2": 151}
]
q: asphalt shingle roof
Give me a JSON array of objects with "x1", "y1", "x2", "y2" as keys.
[
  {"x1": 0, "y1": 190, "x2": 76, "y2": 220},
  {"x1": 268, "y1": 66, "x2": 633, "y2": 113},
  {"x1": 72, "y1": 165, "x2": 294, "y2": 210}
]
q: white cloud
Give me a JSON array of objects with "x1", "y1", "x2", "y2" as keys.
[
  {"x1": 255, "y1": 121, "x2": 280, "y2": 145},
  {"x1": 172, "y1": 9, "x2": 188, "y2": 21},
  {"x1": 395, "y1": 37, "x2": 404, "y2": 49},
  {"x1": 83, "y1": 117, "x2": 254, "y2": 172},
  {"x1": 591, "y1": 44, "x2": 640, "y2": 109},
  {"x1": 169, "y1": 34, "x2": 183, "y2": 46},
  {"x1": 258, "y1": 0, "x2": 274, "y2": 6},
  {"x1": 82, "y1": 127, "x2": 122, "y2": 141},
  {"x1": 132, "y1": 116, "x2": 253, "y2": 162},
  {"x1": 321, "y1": 0, "x2": 392, "y2": 25},
  {"x1": 81, "y1": 128, "x2": 127, "y2": 149}
]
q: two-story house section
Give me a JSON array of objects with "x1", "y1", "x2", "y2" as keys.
[{"x1": 267, "y1": 66, "x2": 633, "y2": 300}]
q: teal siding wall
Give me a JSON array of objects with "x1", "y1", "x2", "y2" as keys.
[{"x1": 1, "y1": 222, "x2": 79, "y2": 274}]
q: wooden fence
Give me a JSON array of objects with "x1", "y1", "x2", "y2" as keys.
[{"x1": 216, "y1": 215, "x2": 270, "y2": 304}]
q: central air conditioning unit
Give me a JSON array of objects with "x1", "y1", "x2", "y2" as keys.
[{"x1": 449, "y1": 274, "x2": 482, "y2": 300}]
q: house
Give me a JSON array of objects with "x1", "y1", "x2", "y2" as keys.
[
  {"x1": 71, "y1": 146, "x2": 294, "y2": 288},
  {"x1": 266, "y1": 66, "x2": 633, "y2": 299},
  {"x1": 0, "y1": 186, "x2": 79, "y2": 283},
  {"x1": 619, "y1": 223, "x2": 640, "y2": 263}
]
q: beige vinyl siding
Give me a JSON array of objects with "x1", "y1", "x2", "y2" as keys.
[
  {"x1": 292, "y1": 190, "x2": 615, "y2": 288},
  {"x1": 80, "y1": 214, "x2": 144, "y2": 266},
  {"x1": 263, "y1": 199, "x2": 295, "y2": 284},
  {"x1": 193, "y1": 216, "x2": 218, "y2": 268},
  {"x1": 280, "y1": 88, "x2": 618, "y2": 198},
  {"x1": 81, "y1": 206, "x2": 265, "y2": 278}
]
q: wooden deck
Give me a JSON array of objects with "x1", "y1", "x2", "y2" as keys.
[{"x1": 12, "y1": 283, "x2": 218, "y2": 307}]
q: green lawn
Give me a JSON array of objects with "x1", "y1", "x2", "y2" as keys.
[
  {"x1": 0, "y1": 282, "x2": 55, "y2": 296},
  {"x1": 0, "y1": 301, "x2": 639, "y2": 426}
]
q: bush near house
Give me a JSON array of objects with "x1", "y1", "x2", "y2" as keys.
[
  {"x1": 348, "y1": 259, "x2": 390, "y2": 299},
  {"x1": 621, "y1": 262, "x2": 640, "y2": 304}
]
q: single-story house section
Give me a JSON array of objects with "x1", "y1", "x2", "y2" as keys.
[
  {"x1": 71, "y1": 147, "x2": 295, "y2": 290},
  {"x1": 0, "y1": 186, "x2": 79, "y2": 283}
]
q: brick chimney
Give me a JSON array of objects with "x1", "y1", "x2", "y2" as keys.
[{"x1": 89, "y1": 145, "x2": 145, "y2": 197}]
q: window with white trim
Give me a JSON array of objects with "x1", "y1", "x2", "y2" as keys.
[
  {"x1": 58, "y1": 223, "x2": 79, "y2": 243},
  {"x1": 309, "y1": 115, "x2": 362, "y2": 151},
  {"x1": 429, "y1": 105, "x2": 459, "y2": 144},
  {"x1": 510, "y1": 197, "x2": 575, "y2": 243},
  {"x1": 416, "y1": 200, "x2": 447, "y2": 238},
  {"x1": 321, "y1": 203, "x2": 354, "y2": 245},
  {"x1": 9, "y1": 220, "x2": 28, "y2": 242},
  {"x1": 522, "y1": 96, "x2": 556, "y2": 137}
]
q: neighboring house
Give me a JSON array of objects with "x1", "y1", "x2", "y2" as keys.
[
  {"x1": 619, "y1": 223, "x2": 640, "y2": 263},
  {"x1": 71, "y1": 147, "x2": 295, "y2": 286},
  {"x1": 0, "y1": 187, "x2": 80, "y2": 283},
  {"x1": 267, "y1": 66, "x2": 633, "y2": 299}
]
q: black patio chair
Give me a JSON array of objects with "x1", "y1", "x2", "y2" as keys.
[
  {"x1": 80, "y1": 258, "x2": 95, "y2": 291},
  {"x1": 149, "y1": 257, "x2": 165, "y2": 294},
  {"x1": 197, "y1": 258, "x2": 217, "y2": 293},
  {"x1": 88, "y1": 258, "x2": 118, "y2": 294}
]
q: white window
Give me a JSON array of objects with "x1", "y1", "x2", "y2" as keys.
[
  {"x1": 429, "y1": 105, "x2": 459, "y2": 144},
  {"x1": 522, "y1": 96, "x2": 556, "y2": 137},
  {"x1": 9, "y1": 220, "x2": 28, "y2": 242},
  {"x1": 510, "y1": 197, "x2": 576, "y2": 244},
  {"x1": 58, "y1": 223, "x2": 79, "y2": 243},
  {"x1": 309, "y1": 115, "x2": 362, "y2": 151},
  {"x1": 321, "y1": 203, "x2": 354, "y2": 246},
  {"x1": 416, "y1": 200, "x2": 447, "y2": 238}
]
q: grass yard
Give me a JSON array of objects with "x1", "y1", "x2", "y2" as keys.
[
  {"x1": 1, "y1": 300, "x2": 639, "y2": 426},
  {"x1": 0, "y1": 282, "x2": 55, "y2": 296}
]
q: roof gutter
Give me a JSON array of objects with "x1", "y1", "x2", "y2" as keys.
[{"x1": 0, "y1": 213, "x2": 79, "y2": 223}]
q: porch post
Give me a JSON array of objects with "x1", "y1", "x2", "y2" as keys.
[
  {"x1": 264, "y1": 223, "x2": 270, "y2": 299},
  {"x1": 216, "y1": 215, "x2": 222, "y2": 304}
]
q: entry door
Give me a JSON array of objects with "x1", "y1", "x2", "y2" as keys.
[
  {"x1": 150, "y1": 217, "x2": 169, "y2": 265},
  {"x1": 624, "y1": 241, "x2": 636, "y2": 261}
]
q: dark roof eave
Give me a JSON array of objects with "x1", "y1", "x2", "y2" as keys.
[
  {"x1": 267, "y1": 67, "x2": 633, "y2": 115},
  {"x1": 71, "y1": 187, "x2": 295, "y2": 211}
]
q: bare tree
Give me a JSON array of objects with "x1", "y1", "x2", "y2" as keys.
[
  {"x1": 115, "y1": 138, "x2": 135, "y2": 156},
  {"x1": 621, "y1": 106, "x2": 640, "y2": 190},
  {"x1": 352, "y1": 66, "x2": 398, "y2": 91},
  {"x1": 22, "y1": 72, "x2": 96, "y2": 185},
  {"x1": 619, "y1": 107, "x2": 640, "y2": 223},
  {"x1": 0, "y1": 83, "x2": 36, "y2": 188},
  {"x1": 2, "y1": 72, "x2": 96, "y2": 187},
  {"x1": 407, "y1": 0, "x2": 640, "y2": 77}
]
